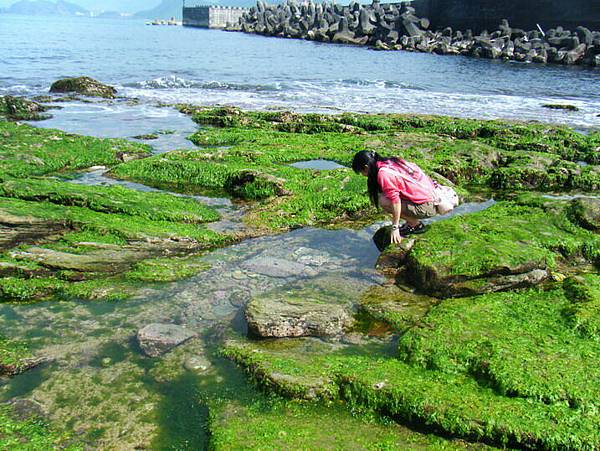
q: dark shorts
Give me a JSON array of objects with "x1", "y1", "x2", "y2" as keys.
[{"x1": 401, "y1": 199, "x2": 437, "y2": 219}]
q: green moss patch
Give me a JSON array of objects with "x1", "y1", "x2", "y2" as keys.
[
  {"x1": 0, "y1": 404, "x2": 80, "y2": 450},
  {"x1": 398, "y1": 287, "x2": 600, "y2": 408},
  {"x1": 0, "y1": 178, "x2": 219, "y2": 224},
  {"x1": 0, "y1": 335, "x2": 33, "y2": 376},
  {"x1": 223, "y1": 336, "x2": 600, "y2": 450},
  {"x1": 0, "y1": 122, "x2": 150, "y2": 178},
  {"x1": 125, "y1": 256, "x2": 211, "y2": 282},
  {"x1": 210, "y1": 396, "x2": 480, "y2": 450},
  {"x1": 0, "y1": 196, "x2": 227, "y2": 302},
  {"x1": 563, "y1": 274, "x2": 600, "y2": 339},
  {"x1": 406, "y1": 202, "x2": 598, "y2": 296}
]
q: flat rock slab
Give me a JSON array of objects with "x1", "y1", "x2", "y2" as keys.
[
  {"x1": 9, "y1": 246, "x2": 145, "y2": 273},
  {"x1": 0, "y1": 212, "x2": 65, "y2": 250},
  {"x1": 246, "y1": 292, "x2": 353, "y2": 338},
  {"x1": 137, "y1": 324, "x2": 196, "y2": 357},
  {"x1": 241, "y1": 255, "x2": 308, "y2": 278}
]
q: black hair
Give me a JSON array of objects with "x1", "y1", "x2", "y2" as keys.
[{"x1": 352, "y1": 150, "x2": 403, "y2": 208}]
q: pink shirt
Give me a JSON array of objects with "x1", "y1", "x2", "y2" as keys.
[{"x1": 376, "y1": 160, "x2": 437, "y2": 204}]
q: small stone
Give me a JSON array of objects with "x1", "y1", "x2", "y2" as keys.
[
  {"x1": 137, "y1": 323, "x2": 196, "y2": 357},
  {"x1": 231, "y1": 270, "x2": 247, "y2": 280},
  {"x1": 184, "y1": 356, "x2": 212, "y2": 372}
]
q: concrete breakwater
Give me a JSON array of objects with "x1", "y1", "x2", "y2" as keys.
[{"x1": 228, "y1": 0, "x2": 600, "y2": 66}]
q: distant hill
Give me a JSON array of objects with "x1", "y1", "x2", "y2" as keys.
[{"x1": 0, "y1": 0, "x2": 89, "y2": 15}]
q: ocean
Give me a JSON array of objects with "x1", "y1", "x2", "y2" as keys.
[{"x1": 1, "y1": 14, "x2": 600, "y2": 131}]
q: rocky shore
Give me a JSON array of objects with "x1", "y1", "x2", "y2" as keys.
[
  {"x1": 1, "y1": 84, "x2": 599, "y2": 448},
  {"x1": 230, "y1": 0, "x2": 600, "y2": 66}
]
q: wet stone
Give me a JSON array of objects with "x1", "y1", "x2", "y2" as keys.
[
  {"x1": 136, "y1": 323, "x2": 196, "y2": 357},
  {"x1": 246, "y1": 291, "x2": 353, "y2": 338},
  {"x1": 184, "y1": 356, "x2": 213, "y2": 373},
  {"x1": 241, "y1": 255, "x2": 308, "y2": 278}
]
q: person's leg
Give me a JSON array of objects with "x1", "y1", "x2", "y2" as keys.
[{"x1": 379, "y1": 195, "x2": 421, "y2": 227}]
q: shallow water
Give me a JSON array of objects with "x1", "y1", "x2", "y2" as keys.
[
  {"x1": 34, "y1": 101, "x2": 199, "y2": 152},
  {"x1": 289, "y1": 159, "x2": 347, "y2": 170},
  {"x1": 0, "y1": 225, "x2": 385, "y2": 446}
]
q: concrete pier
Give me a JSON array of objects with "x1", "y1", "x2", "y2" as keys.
[{"x1": 183, "y1": 5, "x2": 247, "y2": 29}]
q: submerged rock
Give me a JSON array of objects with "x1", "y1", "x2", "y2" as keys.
[
  {"x1": 246, "y1": 290, "x2": 353, "y2": 338},
  {"x1": 0, "y1": 96, "x2": 50, "y2": 121},
  {"x1": 241, "y1": 255, "x2": 309, "y2": 278},
  {"x1": 136, "y1": 323, "x2": 196, "y2": 357},
  {"x1": 49, "y1": 76, "x2": 117, "y2": 99}
]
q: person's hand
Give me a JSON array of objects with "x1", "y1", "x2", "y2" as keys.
[{"x1": 391, "y1": 228, "x2": 402, "y2": 244}]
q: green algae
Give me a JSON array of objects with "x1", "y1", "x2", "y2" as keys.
[
  {"x1": 0, "y1": 197, "x2": 226, "y2": 245},
  {"x1": 359, "y1": 285, "x2": 436, "y2": 334},
  {"x1": 397, "y1": 287, "x2": 600, "y2": 408},
  {"x1": 0, "y1": 335, "x2": 32, "y2": 375},
  {"x1": 125, "y1": 256, "x2": 211, "y2": 283},
  {"x1": 563, "y1": 274, "x2": 600, "y2": 339},
  {"x1": 0, "y1": 178, "x2": 220, "y2": 224},
  {"x1": 406, "y1": 201, "x2": 599, "y2": 296},
  {"x1": 223, "y1": 337, "x2": 600, "y2": 450},
  {"x1": 0, "y1": 122, "x2": 150, "y2": 178},
  {"x1": 0, "y1": 403, "x2": 81, "y2": 450},
  {"x1": 113, "y1": 107, "x2": 599, "y2": 231}
]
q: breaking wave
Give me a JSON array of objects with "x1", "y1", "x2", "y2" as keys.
[{"x1": 126, "y1": 75, "x2": 282, "y2": 92}]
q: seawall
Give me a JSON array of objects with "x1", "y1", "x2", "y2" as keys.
[{"x1": 411, "y1": 0, "x2": 600, "y2": 34}]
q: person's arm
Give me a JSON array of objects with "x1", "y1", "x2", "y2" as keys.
[
  {"x1": 390, "y1": 201, "x2": 403, "y2": 244},
  {"x1": 378, "y1": 169, "x2": 404, "y2": 244}
]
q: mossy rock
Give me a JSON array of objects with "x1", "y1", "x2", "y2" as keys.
[
  {"x1": 223, "y1": 335, "x2": 600, "y2": 449},
  {"x1": 0, "y1": 335, "x2": 37, "y2": 376},
  {"x1": 542, "y1": 104, "x2": 579, "y2": 112},
  {"x1": 49, "y1": 76, "x2": 117, "y2": 99},
  {"x1": 358, "y1": 285, "x2": 435, "y2": 334},
  {"x1": 405, "y1": 202, "x2": 597, "y2": 297},
  {"x1": 224, "y1": 169, "x2": 290, "y2": 200},
  {"x1": 246, "y1": 289, "x2": 354, "y2": 338},
  {"x1": 568, "y1": 197, "x2": 600, "y2": 231},
  {"x1": 562, "y1": 274, "x2": 600, "y2": 339},
  {"x1": 398, "y1": 287, "x2": 600, "y2": 408},
  {"x1": 0, "y1": 96, "x2": 50, "y2": 121}
]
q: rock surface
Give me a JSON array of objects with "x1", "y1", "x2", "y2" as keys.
[
  {"x1": 0, "y1": 212, "x2": 65, "y2": 250},
  {"x1": 49, "y1": 76, "x2": 117, "y2": 99},
  {"x1": 569, "y1": 197, "x2": 600, "y2": 231},
  {"x1": 246, "y1": 290, "x2": 353, "y2": 338},
  {"x1": 136, "y1": 324, "x2": 196, "y2": 357},
  {"x1": 0, "y1": 96, "x2": 50, "y2": 121},
  {"x1": 233, "y1": 1, "x2": 600, "y2": 66}
]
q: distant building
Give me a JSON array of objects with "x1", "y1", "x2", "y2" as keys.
[{"x1": 183, "y1": 5, "x2": 247, "y2": 29}]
